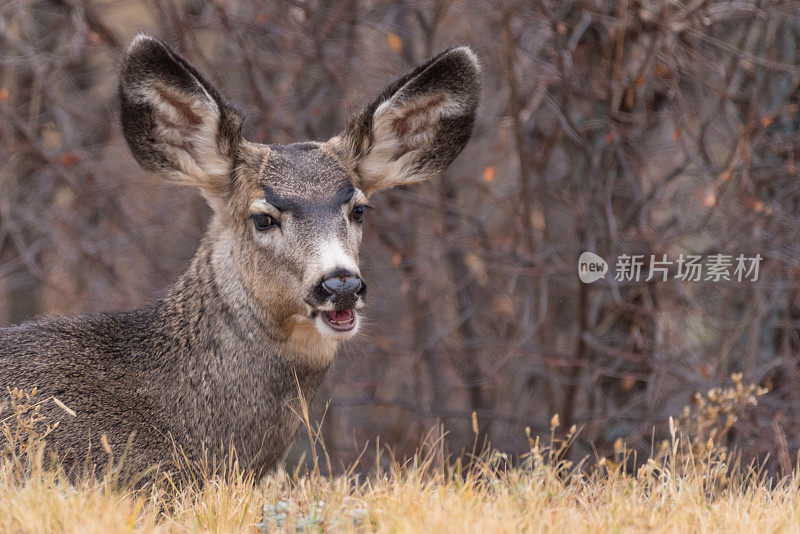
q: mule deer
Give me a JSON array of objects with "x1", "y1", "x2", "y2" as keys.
[{"x1": 0, "y1": 35, "x2": 479, "y2": 478}]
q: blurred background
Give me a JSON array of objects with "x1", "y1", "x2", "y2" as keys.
[{"x1": 2, "y1": 0, "x2": 800, "y2": 473}]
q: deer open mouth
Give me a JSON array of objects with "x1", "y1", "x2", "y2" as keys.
[{"x1": 322, "y1": 309, "x2": 356, "y2": 331}]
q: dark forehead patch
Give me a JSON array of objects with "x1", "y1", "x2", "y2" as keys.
[
  {"x1": 262, "y1": 183, "x2": 354, "y2": 214},
  {"x1": 258, "y1": 143, "x2": 354, "y2": 216}
]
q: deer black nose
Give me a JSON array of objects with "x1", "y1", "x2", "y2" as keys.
[
  {"x1": 321, "y1": 274, "x2": 363, "y2": 297},
  {"x1": 316, "y1": 270, "x2": 366, "y2": 309}
]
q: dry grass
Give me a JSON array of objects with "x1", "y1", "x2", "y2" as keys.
[{"x1": 0, "y1": 376, "x2": 795, "y2": 533}]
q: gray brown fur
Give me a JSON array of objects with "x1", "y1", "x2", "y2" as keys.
[{"x1": 0, "y1": 35, "x2": 479, "y2": 479}]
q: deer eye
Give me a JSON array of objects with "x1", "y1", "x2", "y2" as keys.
[
  {"x1": 251, "y1": 213, "x2": 278, "y2": 231},
  {"x1": 351, "y1": 205, "x2": 371, "y2": 223}
]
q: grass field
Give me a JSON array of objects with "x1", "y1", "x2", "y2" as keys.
[{"x1": 2, "y1": 376, "x2": 797, "y2": 533}]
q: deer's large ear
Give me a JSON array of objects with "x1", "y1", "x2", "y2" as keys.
[
  {"x1": 338, "y1": 47, "x2": 480, "y2": 195},
  {"x1": 119, "y1": 35, "x2": 243, "y2": 211}
]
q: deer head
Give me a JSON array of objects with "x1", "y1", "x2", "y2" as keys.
[{"x1": 119, "y1": 35, "x2": 479, "y2": 354}]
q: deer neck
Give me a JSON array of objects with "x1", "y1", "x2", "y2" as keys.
[{"x1": 147, "y1": 225, "x2": 333, "y2": 464}]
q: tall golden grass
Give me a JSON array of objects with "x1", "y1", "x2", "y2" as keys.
[{"x1": 1, "y1": 375, "x2": 795, "y2": 533}]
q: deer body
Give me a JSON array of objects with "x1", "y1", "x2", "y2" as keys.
[
  {"x1": 0, "y1": 236, "x2": 329, "y2": 475},
  {"x1": 0, "y1": 35, "x2": 479, "y2": 478}
]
